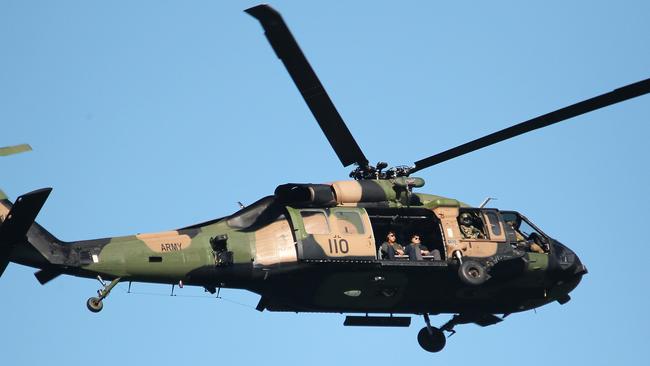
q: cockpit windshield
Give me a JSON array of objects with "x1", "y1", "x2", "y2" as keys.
[{"x1": 502, "y1": 212, "x2": 546, "y2": 239}]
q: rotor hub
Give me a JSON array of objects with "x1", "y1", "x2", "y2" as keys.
[{"x1": 349, "y1": 163, "x2": 413, "y2": 180}]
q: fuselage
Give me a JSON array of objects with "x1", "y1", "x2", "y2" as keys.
[{"x1": 11, "y1": 178, "x2": 585, "y2": 316}]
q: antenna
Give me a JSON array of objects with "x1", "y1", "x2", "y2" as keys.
[{"x1": 479, "y1": 197, "x2": 497, "y2": 208}]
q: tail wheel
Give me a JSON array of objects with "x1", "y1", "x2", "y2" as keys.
[
  {"x1": 417, "y1": 326, "x2": 446, "y2": 352},
  {"x1": 458, "y1": 260, "x2": 488, "y2": 286},
  {"x1": 86, "y1": 297, "x2": 104, "y2": 313}
]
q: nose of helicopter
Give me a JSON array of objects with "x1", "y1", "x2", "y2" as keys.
[
  {"x1": 549, "y1": 239, "x2": 588, "y2": 296},
  {"x1": 551, "y1": 240, "x2": 587, "y2": 274}
]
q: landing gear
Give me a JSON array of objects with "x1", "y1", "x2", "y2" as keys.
[
  {"x1": 417, "y1": 326, "x2": 446, "y2": 352},
  {"x1": 86, "y1": 297, "x2": 103, "y2": 312},
  {"x1": 458, "y1": 260, "x2": 488, "y2": 286},
  {"x1": 417, "y1": 313, "x2": 503, "y2": 352},
  {"x1": 418, "y1": 314, "x2": 446, "y2": 352},
  {"x1": 86, "y1": 276, "x2": 120, "y2": 313}
]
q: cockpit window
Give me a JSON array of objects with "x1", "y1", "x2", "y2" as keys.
[
  {"x1": 518, "y1": 220, "x2": 540, "y2": 239},
  {"x1": 502, "y1": 211, "x2": 547, "y2": 242}
]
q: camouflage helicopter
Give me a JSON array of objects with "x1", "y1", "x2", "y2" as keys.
[{"x1": 1, "y1": 5, "x2": 650, "y2": 353}]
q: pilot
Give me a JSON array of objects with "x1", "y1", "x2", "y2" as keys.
[
  {"x1": 459, "y1": 212, "x2": 485, "y2": 239},
  {"x1": 380, "y1": 231, "x2": 404, "y2": 260},
  {"x1": 507, "y1": 220, "x2": 545, "y2": 254}
]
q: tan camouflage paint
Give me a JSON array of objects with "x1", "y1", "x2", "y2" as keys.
[
  {"x1": 328, "y1": 208, "x2": 377, "y2": 258},
  {"x1": 136, "y1": 231, "x2": 192, "y2": 253},
  {"x1": 433, "y1": 206, "x2": 467, "y2": 258},
  {"x1": 299, "y1": 207, "x2": 375, "y2": 258},
  {"x1": 483, "y1": 212, "x2": 506, "y2": 242},
  {"x1": 433, "y1": 206, "x2": 500, "y2": 258},
  {"x1": 462, "y1": 240, "x2": 498, "y2": 257},
  {"x1": 0, "y1": 200, "x2": 9, "y2": 224},
  {"x1": 253, "y1": 218, "x2": 297, "y2": 266},
  {"x1": 332, "y1": 210, "x2": 364, "y2": 234},
  {"x1": 328, "y1": 208, "x2": 374, "y2": 257},
  {"x1": 83, "y1": 228, "x2": 217, "y2": 280},
  {"x1": 331, "y1": 181, "x2": 362, "y2": 203},
  {"x1": 301, "y1": 210, "x2": 330, "y2": 234}
]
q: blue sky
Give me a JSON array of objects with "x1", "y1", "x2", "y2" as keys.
[{"x1": 1, "y1": 0, "x2": 649, "y2": 364}]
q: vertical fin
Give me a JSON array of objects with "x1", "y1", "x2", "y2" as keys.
[{"x1": 0, "y1": 188, "x2": 52, "y2": 277}]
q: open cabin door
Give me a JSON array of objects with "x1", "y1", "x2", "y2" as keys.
[{"x1": 286, "y1": 206, "x2": 376, "y2": 260}]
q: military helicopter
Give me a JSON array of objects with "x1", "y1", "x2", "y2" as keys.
[{"x1": 1, "y1": 5, "x2": 649, "y2": 353}]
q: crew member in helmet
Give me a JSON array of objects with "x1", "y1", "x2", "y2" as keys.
[
  {"x1": 459, "y1": 212, "x2": 486, "y2": 239},
  {"x1": 507, "y1": 220, "x2": 545, "y2": 254}
]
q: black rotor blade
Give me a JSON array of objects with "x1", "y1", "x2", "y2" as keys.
[
  {"x1": 246, "y1": 5, "x2": 369, "y2": 168},
  {"x1": 411, "y1": 78, "x2": 650, "y2": 174}
]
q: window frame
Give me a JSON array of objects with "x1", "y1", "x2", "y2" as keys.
[
  {"x1": 299, "y1": 209, "x2": 331, "y2": 235},
  {"x1": 458, "y1": 208, "x2": 491, "y2": 241}
]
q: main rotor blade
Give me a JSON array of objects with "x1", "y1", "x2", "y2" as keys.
[
  {"x1": 411, "y1": 78, "x2": 650, "y2": 173},
  {"x1": 246, "y1": 5, "x2": 369, "y2": 168},
  {"x1": 0, "y1": 144, "x2": 31, "y2": 156}
]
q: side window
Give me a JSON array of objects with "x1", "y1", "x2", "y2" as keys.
[
  {"x1": 300, "y1": 210, "x2": 329, "y2": 235},
  {"x1": 334, "y1": 210, "x2": 365, "y2": 235},
  {"x1": 483, "y1": 211, "x2": 502, "y2": 236},
  {"x1": 458, "y1": 210, "x2": 488, "y2": 240}
]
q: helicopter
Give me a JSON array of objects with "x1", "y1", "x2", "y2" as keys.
[{"x1": 1, "y1": 4, "x2": 649, "y2": 353}]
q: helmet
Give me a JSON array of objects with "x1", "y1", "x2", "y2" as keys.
[{"x1": 460, "y1": 213, "x2": 473, "y2": 226}]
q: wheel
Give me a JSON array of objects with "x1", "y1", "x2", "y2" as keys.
[
  {"x1": 86, "y1": 297, "x2": 104, "y2": 313},
  {"x1": 417, "y1": 326, "x2": 446, "y2": 352},
  {"x1": 458, "y1": 260, "x2": 488, "y2": 286}
]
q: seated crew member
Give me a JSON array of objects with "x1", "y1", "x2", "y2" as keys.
[
  {"x1": 404, "y1": 234, "x2": 428, "y2": 260},
  {"x1": 459, "y1": 212, "x2": 486, "y2": 239},
  {"x1": 380, "y1": 231, "x2": 404, "y2": 260},
  {"x1": 507, "y1": 220, "x2": 545, "y2": 254},
  {"x1": 405, "y1": 234, "x2": 443, "y2": 261}
]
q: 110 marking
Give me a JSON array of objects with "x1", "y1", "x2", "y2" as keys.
[{"x1": 328, "y1": 238, "x2": 349, "y2": 254}]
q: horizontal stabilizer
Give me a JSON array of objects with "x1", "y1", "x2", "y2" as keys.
[
  {"x1": 471, "y1": 313, "x2": 503, "y2": 327},
  {"x1": 0, "y1": 188, "x2": 52, "y2": 277},
  {"x1": 34, "y1": 269, "x2": 62, "y2": 285},
  {"x1": 441, "y1": 313, "x2": 503, "y2": 332},
  {"x1": 344, "y1": 315, "x2": 411, "y2": 327}
]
